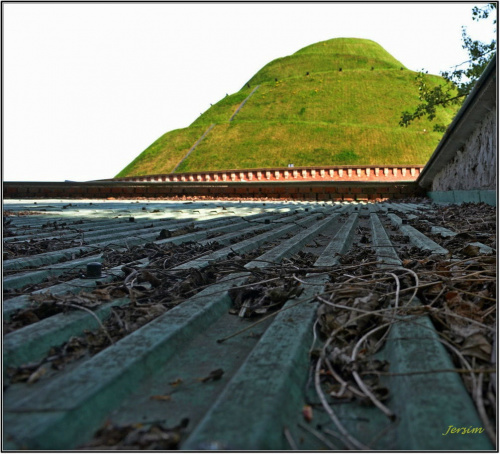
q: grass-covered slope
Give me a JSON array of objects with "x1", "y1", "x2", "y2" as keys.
[{"x1": 116, "y1": 38, "x2": 459, "y2": 177}]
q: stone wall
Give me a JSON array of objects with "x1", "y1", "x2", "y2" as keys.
[{"x1": 431, "y1": 110, "x2": 496, "y2": 191}]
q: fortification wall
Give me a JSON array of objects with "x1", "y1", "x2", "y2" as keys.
[
  {"x1": 431, "y1": 110, "x2": 496, "y2": 191},
  {"x1": 3, "y1": 181, "x2": 423, "y2": 202}
]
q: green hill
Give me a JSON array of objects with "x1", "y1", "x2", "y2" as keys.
[{"x1": 116, "y1": 38, "x2": 459, "y2": 177}]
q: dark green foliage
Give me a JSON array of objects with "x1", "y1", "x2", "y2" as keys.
[
  {"x1": 333, "y1": 149, "x2": 359, "y2": 163},
  {"x1": 400, "y1": 3, "x2": 496, "y2": 131}
]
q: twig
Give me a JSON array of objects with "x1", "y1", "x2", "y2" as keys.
[
  {"x1": 366, "y1": 420, "x2": 399, "y2": 449},
  {"x1": 123, "y1": 269, "x2": 139, "y2": 287},
  {"x1": 184, "y1": 274, "x2": 287, "y2": 302},
  {"x1": 322, "y1": 427, "x2": 348, "y2": 444},
  {"x1": 450, "y1": 270, "x2": 495, "y2": 280},
  {"x1": 329, "y1": 260, "x2": 382, "y2": 270},
  {"x1": 283, "y1": 426, "x2": 298, "y2": 450},
  {"x1": 446, "y1": 286, "x2": 496, "y2": 302},
  {"x1": 292, "y1": 274, "x2": 326, "y2": 286},
  {"x1": 372, "y1": 272, "x2": 401, "y2": 353},
  {"x1": 315, "y1": 295, "x2": 409, "y2": 326},
  {"x1": 481, "y1": 304, "x2": 496, "y2": 318},
  {"x1": 126, "y1": 286, "x2": 137, "y2": 304},
  {"x1": 163, "y1": 248, "x2": 215, "y2": 270},
  {"x1": 57, "y1": 302, "x2": 114, "y2": 345},
  {"x1": 439, "y1": 338, "x2": 477, "y2": 391},
  {"x1": 313, "y1": 357, "x2": 368, "y2": 450},
  {"x1": 309, "y1": 318, "x2": 320, "y2": 356},
  {"x1": 444, "y1": 256, "x2": 494, "y2": 268},
  {"x1": 474, "y1": 372, "x2": 496, "y2": 444},
  {"x1": 231, "y1": 277, "x2": 281, "y2": 290},
  {"x1": 428, "y1": 285, "x2": 446, "y2": 307},
  {"x1": 324, "y1": 356, "x2": 365, "y2": 399},
  {"x1": 110, "y1": 307, "x2": 129, "y2": 333},
  {"x1": 54, "y1": 281, "x2": 108, "y2": 289},
  {"x1": 237, "y1": 258, "x2": 282, "y2": 267},
  {"x1": 216, "y1": 294, "x2": 314, "y2": 343},
  {"x1": 297, "y1": 421, "x2": 340, "y2": 450},
  {"x1": 389, "y1": 272, "x2": 401, "y2": 309},
  {"x1": 431, "y1": 307, "x2": 494, "y2": 332},
  {"x1": 361, "y1": 368, "x2": 497, "y2": 376},
  {"x1": 351, "y1": 322, "x2": 396, "y2": 420},
  {"x1": 401, "y1": 268, "x2": 419, "y2": 305},
  {"x1": 452, "y1": 277, "x2": 497, "y2": 282},
  {"x1": 384, "y1": 280, "x2": 442, "y2": 296}
]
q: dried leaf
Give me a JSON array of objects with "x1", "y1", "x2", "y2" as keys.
[
  {"x1": 426, "y1": 282, "x2": 444, "y2": 295},
  {"x1": 461, "y1": 333, "x2": 492, "y2": 361},
  {"x1": 84, "y1": 419, "x2": 188, "y2": 449},
  {"x1": 200, "y1": 368, "x2": 224, "y2": 382},
  {"x1": 91, "y1": 288, "x2": 112, "y2": 301},
  {"x1": 445, "y1": 291, "x2": 461, "y2": 303},
  {"x1": 150, "y1": 395, "x2": 172, "y2": 401},
  {"x1": 461, "y1": 242, "x2": 494, "y2": 257},
  {"x1": 139, "y1": 270, "x2": 162, "y2": 287},
  {"x1": 302, "y1": 405, "x2": 313, "y2": 422},
  {"x1": 27, "y1": 364, "x2": 48, "y2": 384}
]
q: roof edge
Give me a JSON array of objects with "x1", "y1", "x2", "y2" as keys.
[{"x1": 417, "y1": 54, "x2": 497, "y2": 188}]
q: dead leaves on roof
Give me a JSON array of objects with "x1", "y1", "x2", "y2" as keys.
[
  {"x1": 3, "y1": 237, "x2": 87, "y2": 260},
  {"x1": 308, "y1": 201, "x2": 496, "y2": 445},
  {"x1": 82, "y1": 418, "x2": 190, "y2": 450}
]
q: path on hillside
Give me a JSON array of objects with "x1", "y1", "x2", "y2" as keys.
[
  {"x1": 172, "y1": 84, "x2": 260, "y2": 172},
  {"x1": 172, "y1": 123, "x2": 216, "y2": 173},
  {"x1": 229, "y1": 85, "x2": 260, "y2": 121}
]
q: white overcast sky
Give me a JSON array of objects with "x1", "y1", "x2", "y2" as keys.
[{"x1": 3, "y1": 2, "x2": 496, "y2": 182}]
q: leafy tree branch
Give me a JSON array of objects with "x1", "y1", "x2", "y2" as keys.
[{"x1": 400, "y1": 3, "x2": 496, "y2": 132}]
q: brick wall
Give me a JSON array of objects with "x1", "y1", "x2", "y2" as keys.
[{"x1": 3, "y1": 181, "x2": 424, "y2": 201}]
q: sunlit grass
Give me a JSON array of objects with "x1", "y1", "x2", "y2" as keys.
[
  {"x1": 115, "y1": 126, "x2": 207, "y2": 177},
  {"x1": 190, "y1": 90, "x2": 252, "y2": 127},
  {"x1": 244, "y1": 38, "x2": 406, "y2": 87},
  {"x1": 175, "y1": 122, "x2": 444, "y2": 172},
  {"x1": 236, "y1": 71, "x2": 453, "y2": 127}
]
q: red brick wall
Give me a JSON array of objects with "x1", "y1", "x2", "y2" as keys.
[{"x1": 3, "y1": 182, "x2": 424, "y2": 201}]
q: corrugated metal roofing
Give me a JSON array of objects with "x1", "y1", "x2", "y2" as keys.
[{"x1": 2, "y1": 198, "x2": 496, "y2": 450}]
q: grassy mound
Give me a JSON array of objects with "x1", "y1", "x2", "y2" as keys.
[{"x1": 116, "y1": 38, "x2": 458, "y2": 177}]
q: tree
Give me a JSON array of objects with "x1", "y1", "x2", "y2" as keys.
[{"x1": 400, "y1": 3, "x2": 496, "y2": 132}]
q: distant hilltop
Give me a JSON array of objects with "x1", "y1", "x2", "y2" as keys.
[{"x1": 116, "y1": 38, "x2": 459, "y2": 178}]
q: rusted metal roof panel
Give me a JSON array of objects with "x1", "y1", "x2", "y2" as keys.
[{"x1": 3, "y1": 198, "x2": 496, "y2": 450}]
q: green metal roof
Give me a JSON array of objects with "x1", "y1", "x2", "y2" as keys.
[{"x1": 3, "y1": 199, "x2": 496, "y2": 450}]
